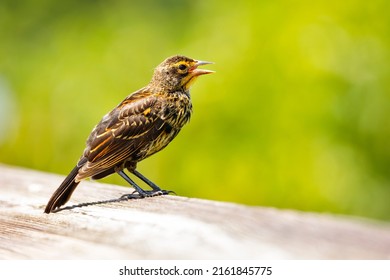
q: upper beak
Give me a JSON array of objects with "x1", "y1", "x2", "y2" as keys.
[{"x1": 191, "y1": 60, "x2": 215, "y2": 76}]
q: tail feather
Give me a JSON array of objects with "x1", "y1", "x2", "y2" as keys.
[{"x1": 44, "y1": 166, "x2": 80, "y2": 214}]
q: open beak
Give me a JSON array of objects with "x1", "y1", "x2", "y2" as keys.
[{"x1": 191, "y1": 60, "x2": 215, "y2": 76}]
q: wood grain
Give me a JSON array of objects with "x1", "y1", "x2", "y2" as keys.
[{"x1": 0, "y1": 164, "x2": 389, "y2": 259}]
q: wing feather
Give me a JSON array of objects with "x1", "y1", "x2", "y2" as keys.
[{"x1": 76, "y1": 90, "x2": 166, "y2": 179}]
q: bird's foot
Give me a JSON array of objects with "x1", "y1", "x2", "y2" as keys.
[{"x1": 120, "y1": 189, "x2": 174, "y2": 200}]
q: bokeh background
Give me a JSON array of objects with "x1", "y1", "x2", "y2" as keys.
[{"x1": 1, "y1": 0, "x2": 389, "y2": 220}]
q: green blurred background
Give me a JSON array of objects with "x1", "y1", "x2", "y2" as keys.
[{"x1": 1, "y1": 0, "x2": 389, "y2": 220}]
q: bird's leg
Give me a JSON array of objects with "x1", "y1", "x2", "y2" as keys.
[
  {"x1": 117, "y1": 170, "x2": 171, "y2": 198},
  {"x1": 131, "y1": 169, "x2": 161, "y2": 191},
  {"x1": 131, "y1": 169, "x2": 173, "y2": 195},
  {"x1": 116, "y1": 170, "x2": 148, "y2": 198}
]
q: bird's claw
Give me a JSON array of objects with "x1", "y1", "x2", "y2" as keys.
[
  {"x1": 120, "y1": 189, "x2": 173, "y2": 200},
  {"x1": 140, "y1": 189, "x2": 172, "y2": 197}
]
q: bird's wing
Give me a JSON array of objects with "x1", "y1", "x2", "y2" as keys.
[{"x1": 76, "y1": 90, "x2": 167, "y2": 179}]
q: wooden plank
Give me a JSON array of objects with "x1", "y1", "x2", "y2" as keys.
[{"x1": 0, "y1": 164, "x2": 389, "y2": 259}]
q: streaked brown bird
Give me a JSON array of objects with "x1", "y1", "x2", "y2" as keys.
[{"x1": 44, "y1": 55, "x2": 213, "y2": 213}]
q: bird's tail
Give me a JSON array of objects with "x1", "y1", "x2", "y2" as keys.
[{"x1": 44, "y1": 166, "x2": 80, "y2": 214}]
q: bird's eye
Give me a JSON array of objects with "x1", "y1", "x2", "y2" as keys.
[{"x1": 178, "y1": 64, "x2": 187, "y2": 71}]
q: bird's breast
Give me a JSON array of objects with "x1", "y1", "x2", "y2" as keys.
[
  {"x1": 161, "y1": 92, "x2": 192, "y2": 129},
  {"x1": 137, "y1": 93, "x2": 192, "y2": 160}
]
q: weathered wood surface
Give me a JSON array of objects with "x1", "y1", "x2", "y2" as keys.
[{"x1": 0, "y1": 164, "x2": 389, "y2": 259}]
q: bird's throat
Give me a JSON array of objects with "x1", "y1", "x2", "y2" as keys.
[{"x1": 182, "y1": 75, "x2": 199, "y2": 90}]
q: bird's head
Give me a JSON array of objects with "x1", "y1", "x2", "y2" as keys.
[{"x1": 150, "y1": 55, "x2": 214, "y2": 91}]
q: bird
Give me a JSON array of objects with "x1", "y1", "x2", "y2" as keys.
[{"x1": 44, "y1": 55, "x2": 213, "y2": 213}]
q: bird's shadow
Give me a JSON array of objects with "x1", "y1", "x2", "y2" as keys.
[{"x1": 51, "y1": 193, "x2": 145, "y2": 213}]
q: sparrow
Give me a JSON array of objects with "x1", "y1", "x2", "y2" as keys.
[{"x1": 44, "y1": 55, "x2": 213, "y2": 213}]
